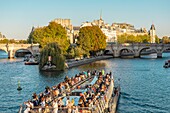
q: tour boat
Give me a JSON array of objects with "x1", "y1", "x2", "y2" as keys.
[
  {"x1": 163, "y1": 60, "x2": 170, "y2": 68},
  {"x1": 18, "y1": 70, "x2": 120, "y2": 113}
]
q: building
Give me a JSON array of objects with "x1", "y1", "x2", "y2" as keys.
[
  {"x1": 101, "y1": 28, "x2": 117, "y2": 42},
  {"x1": 73, "y1": 26, "x2": 80, "y2": 43},
  {"x1": 149, "y1": 24, "x2": 156, "y2": 43},
  {"x1": 53, "y1": 18, "x2": 74, "y2": 43},
  {"x1": 80, "y1": 15, "x2": 117, "y2": 43},
  {"x1": 53, "y1": 18, "x2": 73, "y2": 30},
  {"x1": 0, "y1": 32, "x2": 6, "y2": 40},
  {"x1": 111, "y1": 23, "x2": 148, "y2": 36}
]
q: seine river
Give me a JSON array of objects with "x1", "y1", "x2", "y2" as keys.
[{"x1": 0, "y1": 51, "x2": 170, "y2": 113}]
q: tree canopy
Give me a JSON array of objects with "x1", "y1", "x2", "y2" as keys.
[
  {"x1": 117, "y1": 34, "x2": 161, "y2": 44},
  {"x1": 28, "y1": 22, "x2": 70, "y2": 54},
  {"x1": 162, "y1": 36, "x2": 170, "y2": 44},
  {"x1": 117, "y1": 34, "x2": 153, "y2": 44},
  {"x1": 77, "y1": 26, "x2": 107, "y2": 56},
  {"x1": 0, "y1": 39, "x2": 27, "y2": 44},
  {"x1": 39, "y1": 42, "x2": 65, "y2": 71}
]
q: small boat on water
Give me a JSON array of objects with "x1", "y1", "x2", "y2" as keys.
[
  {"x1": 25, "y1": 61, "x2": 39, "y2": 65},
  {"x1": 23, "y1": 54, "x2": 31, "y2": 62},
  {"x1": 163, "y1": 60, "x2": 170, "y2": 68},
  {"x1": 25, "y1": 58, "x2": 39, "y2": 65},
  {"x1": 18, "y1": 70, "x2": 120, "y2": 113}
]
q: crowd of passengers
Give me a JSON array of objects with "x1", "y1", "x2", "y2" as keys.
[
  {"x1": 77, "y1": 71, "x2": 112, "y2": 108},
  {"x1": 23, "y1": 70, "x2": 113, "y2": 113}
]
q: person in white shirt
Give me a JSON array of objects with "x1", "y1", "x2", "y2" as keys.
[
  {"x1": 52, "y1": 99, "x2": 58, "y2": 113},
  {"x1": 24, "y1": 100, "x2": 33, "y2": 113}
]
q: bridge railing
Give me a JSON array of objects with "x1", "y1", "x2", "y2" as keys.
[{"x1": 110, "y1": 43, "x2": 170, "y2": 48}]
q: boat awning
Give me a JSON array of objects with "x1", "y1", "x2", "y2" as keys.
[
  {"x1": 62, "y1": 96, "x2": 80, "y2": 106},
  {"x1": 72, "y1": 89, "x2": 87, "y2": 94},
  {"x1": 89, "y1": 76, "x2": 98, "y2": 85}
]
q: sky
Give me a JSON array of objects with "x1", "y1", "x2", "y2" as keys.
[{"x1": 0, "y1": 0, "x2": 170, "y2": 39}]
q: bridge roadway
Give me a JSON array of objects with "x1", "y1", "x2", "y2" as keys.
[
  {"x1": 106, "y1": 43, "x2": 170, "y2": 58},
  {"x1": 0, "y1": 43, "x2": 39, "y2": 58}
]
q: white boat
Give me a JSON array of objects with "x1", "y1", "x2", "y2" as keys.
[{"x1": 163, "y1": 60, "x2": 170, "y2": 68}]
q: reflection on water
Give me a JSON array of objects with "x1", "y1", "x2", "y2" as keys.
[
  {"x1": 40, "y1": 70, "x2": 64, "y2": 77},
  {"x1": 0, "y1": 51, "x2": 8, "y2": 59},
  {"x1": 79, "y1": 60, "x2": 107, "y2": 70},
  {"x1": 140, "y1": 53, "x2": 157, "y2": 59}
]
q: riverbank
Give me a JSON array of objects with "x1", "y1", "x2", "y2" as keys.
[{"x1": 66, "y1": 55, "x2": 113, "y2": 68}]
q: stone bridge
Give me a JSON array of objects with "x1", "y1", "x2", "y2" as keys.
[
  {"x1": 0, "y1": 43, "x2": 40, "y2": 58},
  {"x1": 106, "y1": 43, "x2": 170, "y2": 58}
]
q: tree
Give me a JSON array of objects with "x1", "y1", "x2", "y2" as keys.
[
  {"x1": 74, "y1": 46, "x2": 84, "y2": 57},
  {"x1": 67, "y1": 46, "x2": 76, "y2": 59},
  {"x1": 155, "y1": 35, "x2": 160, "y2": 43},
  {"x1": 28, "y1": 22, "x2": 70, "y2": 54},
  {"x1": 162, "y1": 36, "x2": 170, "y2": 44},
  {"x1": 77, "y1": 26, "x2": 107, "y2": 56},
  {"x1": 117, "y1": 34, "x2": 150, "y2": 44},
  {"x1": 39, "y1": 42, "x2": 65, "y2": 71}
]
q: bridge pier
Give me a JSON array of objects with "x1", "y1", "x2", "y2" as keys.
[
  {"x1": 157, "y1": 53, "x2": 162, "y2": 58},
  {"x1": 113, "y1": 50, "x2": 120, "y2": 58},
  {"x1": 134, "y1": 52, "x2": 140, "y2": 58},
  {"x1": 8, "y1": 50, "x2": 15, "y2": 59}
]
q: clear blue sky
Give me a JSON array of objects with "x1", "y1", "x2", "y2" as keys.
[{"x1": 0, "y1": 0, "x2": 170, "y2": 39}]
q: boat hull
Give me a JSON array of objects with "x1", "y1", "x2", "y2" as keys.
[{"x1": 24, "y1": 62, "x2": 39, "y2": 65}]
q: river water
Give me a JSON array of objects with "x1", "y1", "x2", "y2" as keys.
[{"x1": 0, "y1": 51, "x2": 170, "y2": 113}]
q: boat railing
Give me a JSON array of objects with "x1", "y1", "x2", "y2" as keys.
[{"x1": 19, "y1": 96, "x2": 107, "y2": 113}]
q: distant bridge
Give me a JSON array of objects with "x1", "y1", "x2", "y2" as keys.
[
  {"x1": 106, "y1": 43, "x2": 170, "y2": 58},
  {"x1": 0, "y1": 43, "x2": 39, "y2": 58}
]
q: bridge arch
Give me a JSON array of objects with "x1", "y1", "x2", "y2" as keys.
[
  {"x1": 161, "y1": 46, "x2": 170, "y2": 53},
  {"x1": 14, "y1": 49, "x2": 33, "y2": 57},
  {"x1": 138, "y1": 47, "x2": 158, "y2": 56},
  {"x1": 119, "y1": 48, "x2": 134, "y2": 57},
  {"x1": 0, "y1": 48, "x2": 7, "y2": 53}
]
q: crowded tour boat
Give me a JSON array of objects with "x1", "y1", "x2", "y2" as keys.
[{"x1": 18, "y1": 70, "x2": 120, "y2": 113}]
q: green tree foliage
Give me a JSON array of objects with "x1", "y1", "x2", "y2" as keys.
[
  {"x1": 28, "y1": 22, "x2": 70, "y2": 54},
  {"x1": 66, "y1": 46, "x2": 75, "y2": 59},
  {"x1": 77, "y1": 26, "x2": 107, "y2": 56},
  {"x1": 0, "y1": 39, "x2": 27, "y2": 44},
  {"x1": 39, "y1": 42, "x2": 65, "y2": 71},
  {"x1": 74, "y1": 46, "x2": 85, "y2": 57},
  {"x1": 117, "y1": 34, "x2": 150, "y2": 44},
  {"x1": 162, "y1": 36, "x2": 170, "y2": 44},
  {"x1": 155, "y1": 35, "x2": 160, "y2": 43}
]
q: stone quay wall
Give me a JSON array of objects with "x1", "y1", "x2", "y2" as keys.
[{"x1": 66, "y1": 55, "x2": 113, "y2": 68}]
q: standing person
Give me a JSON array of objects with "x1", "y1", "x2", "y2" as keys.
[
  {"x1": 39, "y1": 97, "x2": 45, "y2": 113},
  {"x1": 66, "y1": 97, "x2": 69, "y2": 106},
  {"x1": 24, "y1": 100, "x2": 33, "y2": 113},
  {"x1": 67, "y1": 101, "x2": 72, "y2": 113},
  {"x1": 52, "y1": 99, "x2": 58, "y2": 113},
  {"x1": 102, "y1": 69, "x2": 105, "y2": 76}
]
